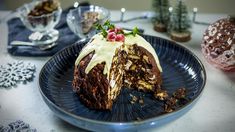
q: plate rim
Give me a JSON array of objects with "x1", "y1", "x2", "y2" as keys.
[{"x1": 38, "y1": 34, "x2": 207, "y2": 128}]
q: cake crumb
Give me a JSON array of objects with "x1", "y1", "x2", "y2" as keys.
[
  {"x1": 173, "y1": 87, "x2": 186, "y2": 99},
  {"x1": 139, "y1": 97, "x2": 144, "y2": 105},
  {"x1": 130, "y1": 94, "x2": 138, "y2": 104},
  {"x1": 164, "y1": 97, "x2": 177, "y2": 113},
  {"x1": 154, "y1": 90, "x2": 168, "y2": 100},
  {"x1": 163, "y1": 87, "x2": 188, "y2": 113},
  {"x1": 136, "y1": 117, "x2": 141, "y2": 121}
]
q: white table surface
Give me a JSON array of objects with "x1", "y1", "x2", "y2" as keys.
[{"x1": 0, "y1": 10, "x2": 235, "y2": 132}]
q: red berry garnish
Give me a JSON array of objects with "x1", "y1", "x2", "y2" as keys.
[
  {"x1": 115, "y1": 34, "x2": 125, "y2": 42},
  {"x1": 107, "y1": 32, "x2": 116, "y2": 42}
]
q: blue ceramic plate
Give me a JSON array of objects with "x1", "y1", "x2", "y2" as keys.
[{"x1": 39, "y1": 35, "x2": 206, "y2": 131}]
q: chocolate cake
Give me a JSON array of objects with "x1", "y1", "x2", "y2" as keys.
[
  {"x1": 201, "y1": 17, "x2": 235, "y2": 71},
  {"x1": 72, "y1": 24, "x2": 163, "y2": 110}
]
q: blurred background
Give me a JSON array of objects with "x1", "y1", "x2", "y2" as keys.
[{"x1": 0, "y1": 0, "x2": 235, "y2": 14}]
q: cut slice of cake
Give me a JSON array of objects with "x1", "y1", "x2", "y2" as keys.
[{"x1": 72, "y1": 22, "x2": 162, "y2": 110}]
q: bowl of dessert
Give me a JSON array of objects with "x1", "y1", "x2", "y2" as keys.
[
  {"x1": 17, "y1": 0, "x2": 62, "y2": 45},
  {"x1": 66, "y1": 5, "x2": 110, "y2": 39}
]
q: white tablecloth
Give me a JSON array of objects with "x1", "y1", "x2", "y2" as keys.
[{"x1": 0, "y1": 10, "x2": 235, "y2": 132}]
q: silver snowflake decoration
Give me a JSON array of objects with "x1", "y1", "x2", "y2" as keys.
[
  {"x1": 0, "y1": 61, "x2": 36, "y2": 88},
  {"x1": 0, "y1": 120, "x2": 37, "y2": 132}
]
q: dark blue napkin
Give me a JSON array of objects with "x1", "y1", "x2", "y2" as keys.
[{"x1": 7, "y1": 8, "x2": 79, "y2": 57}]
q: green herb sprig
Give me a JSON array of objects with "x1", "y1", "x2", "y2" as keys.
[
  {"x1": 95, "y1": 23, "x2": 108, "y2": 37},
  {"x1": 95, "y1": 20, "x2": 140, "y2": 38},
  {"x1": 103, "y1": 20, "x2": 115, "y2": 30},
  {"x1": 124, "y1": 27, "x2": 140, "y2": 36}
]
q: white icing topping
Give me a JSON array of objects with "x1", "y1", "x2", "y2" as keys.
[
  {"x1": 75, "y1": 33, "x2": 162, "y2": 79},
  {"x1": 75, "y1": 34, "x2": 123, "y2": 78}
]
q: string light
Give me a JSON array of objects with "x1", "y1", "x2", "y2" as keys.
[
  {"x1": 192, "y1": 7, "x2": 198, "y2": 22},
  {"x1": 120, "y1": 8, "x2": 126, "y2": 22},
  {"x1": 169, "y1": 7, "x2": 173, "y2": 12},
  {"x1": 74, "y1": 2, "x2": 79, "y2": 8}
]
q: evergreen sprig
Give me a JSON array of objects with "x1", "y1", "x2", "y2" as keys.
[
  {"x1": 95, "y1": 20, "x2": 140, "y2": 38},
  {"x1": 95, "y1": 24, "x2": 108, "y2": 37},
  {"x1": 124, "y1": 27, "x2": 140, "y2": 36},
  {"x1": 103, "y1": 20, "x2": 115, "y2": 30}
]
